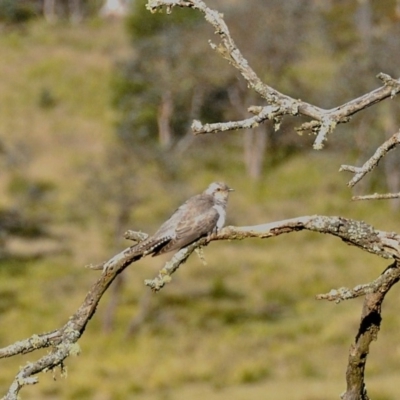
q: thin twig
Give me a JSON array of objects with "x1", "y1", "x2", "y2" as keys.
[
  {"x1": 316, "y1": 264, "x2": 400, "y2": 302},
  {"x1": 352, "y1": 192, "x2": 400, "y2": 201},
  {"x1": 341, "y1": 261, "x2": 400, "y2": 400},
  {"x1": 144, "y1": 216, "x2": 400, "y2": 291},
  {"x1": 2, "y1": 215, "x2": 400, "y2": 398},
  {"x1": 340, "y1": 130, "x2": 400, "y2": 187},
  {"x1": 147, "y1": 0, "x2": 400, "y2": 150}
]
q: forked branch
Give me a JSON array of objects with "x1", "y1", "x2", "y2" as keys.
[
  {"x1": 147, "y1": 0, "x2": 400, "y2": 151},
  {"x1": 342, "y1": 261, "x2": 400, "y2": 400},
  {"x1": 340, "y1": 130, "x2": 400, "y2": 190},
  {"x1": 147, "y1": 0, "x2": 400, "y2": 198},
  {"x1": 2, "y1": 215, "x2": 400, "y2": 398}
]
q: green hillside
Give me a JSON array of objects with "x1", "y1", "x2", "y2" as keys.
[{"x1": 0, "y1": 17, "x2": 399, "y2": 400}]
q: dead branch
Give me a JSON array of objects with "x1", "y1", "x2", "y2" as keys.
[
  {"x1": 340, "y1": 130, "x2": 400, "y2": 187},
  {"x1": 0, "y1": 267, "x2": 121, "y2": 399},
  {"x1": 316, "y1": 262, "x2": 400, "y2": 303},
  {"x1": 145, "y1": 216, "x2": 400, "y2": 291},
  {"x1": 341, "y1": 261, "x2": 400, "y2": 400},
  {"x1": 146, "y1": 0, "x2": 400, "y2": 198},
  {"x1": 147, "y1": 1, "x2": 400, "y2": 150},
  {"x1": 2, "y1": 215, "x2": 400, "y2": 398},
  {"x1": 352, "y1": 192, "x2": 400, "y2": 201}
]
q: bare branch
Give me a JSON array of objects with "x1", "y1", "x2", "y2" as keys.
[
  {"x1": 123, "y1": 230, "x2": 149, "y2": 242},
  {"x1": 316, "y1": 261, "x2": 400, "y2": 399},
  {"x1": 352, "y1": 192, "x2": 400, "y2": 201},
  {"x1": 144, "y1": 242, "x2": 197, "y2": 291},
  {"x1": 340, "y1": 130, "x2": 400, "y2": 187},
  {"x1": 2, "y1": 215, "x2": 400, "y2": 397},
  {"x1": 316, "y1": 263, "x2": 400, "y2": 302},
  {"x1": 2, "y1": 329, "x2": 79, "y2": 400},
  {"x1": 313, "y1": 117, "x2": 337, "y2": 150},
  {"x1": 191, "y1": 105, "x2": 283, "y2": 135},
  {"x1": 144, "y1": 216, "x2": 400, "y2": 291},
  {"x1": 316, "y1": 285, "x2": 372, "y2": 303},
  {"x1": 0, "y1": 265, "x2": 123, "y2": 398},
  {"x1": 147, "y1": 0, "x2": 400, "y2": 150},
  {"x1": 377, "y1": 72, "x2": 400, "y2": 96},
  {"x1": 341, "y1": 261, "x2": 400, "y2": 400},
  {"x1": 214, "y1": 217, "x2": 400, "y2": 259}
]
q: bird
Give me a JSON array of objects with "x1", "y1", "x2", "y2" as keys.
[{"x1": 133, "y1": 182, "x2": 233, "y2": 258}]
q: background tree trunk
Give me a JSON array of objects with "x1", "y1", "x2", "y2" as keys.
[
  {"x1": 43, "y1": 0, "x2": 57, "y2": 22},
  {"x1": 157, "y1": 90, "x2": 174, "y2": 149},
  {"x1": 243, "y1": 125, "x2": 267, "y2": 180}
]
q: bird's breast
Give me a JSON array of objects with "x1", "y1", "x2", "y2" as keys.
[{"x1": 212, "y1": 204, "x2": 226, "y2": 231}]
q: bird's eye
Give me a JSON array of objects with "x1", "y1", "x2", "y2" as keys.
[{"x1": 216, "y1": 188, "x2": 221, "y2": 191}]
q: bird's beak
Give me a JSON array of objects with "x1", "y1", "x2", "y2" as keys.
[{"x1": 228, "y1": 187, "x2": 234, "y2": 192}]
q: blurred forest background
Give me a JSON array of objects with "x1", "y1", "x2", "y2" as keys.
[{"x1": 1, "y1": 0, "x2": 400, "y2": 399}]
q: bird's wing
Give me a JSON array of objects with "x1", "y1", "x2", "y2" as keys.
[
  {"x1": 154, "y1": 194, "x2": 211, "y2": 236},
  {"x1": 175, "y1": 205, "x2": 218, "y2": 241},
  {"x1": 153, "y1": 194, "x2": 219, "y2": 255}
]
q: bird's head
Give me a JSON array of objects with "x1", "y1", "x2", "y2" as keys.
[{"x1": 205, "y1": 182, "x2": 234, "y2": 202}]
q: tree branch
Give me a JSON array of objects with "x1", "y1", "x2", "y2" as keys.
[
  {"x1": 0, "y1": 265, "x2": 124, "y2": 399},
  {"x1": 147, "y1": 0, "x2": 400, "y2": 150},
  {"x1": 316, "y1": 262, "x2": 400, "y2": 303},
  {"x1": 340, "y1": 130, "x2": 400, "y2": 188},
  {"x1": 352, "y1": 192, "x2": 400, "y2": 201},
  {"x1": 341, "y1": 261, "x2": 400, "y2": 400},
  {"x1": 2, "y1": 215, "x2": 400, "y2": 398},
  {"x1": 144, "y1": 215, "x2": 400, "y2": 291},
  {"x1": 146, "y1": 1, "x2": 400, "y2": 197}
]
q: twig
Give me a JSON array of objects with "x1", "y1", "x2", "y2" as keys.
[
  {"x1": 144, "y1": 241, "x2": 199, "y2": 291},
  {"x1": 0, "y1": 264, "x2": 123, "y2": 398},
  {"x1": 144, "y1": 216, "x2": 400, "y2": 291},
  {"x1": 147, "y1": 0, "x2": 400, "y2": 149},
  {"x1": 341, "y1": 261, "x2": 400, "y2": 400},
  {"x1": 340, "y1": 130, "x2": 400, "y2": 187},
  {"x1": 191, "y1": 105, "x2": 282, "y2": 135},
  {"x1": 2, "y1": 215, "x2": 400, "y2": 398},
  {"x1": 316, "y1": 264, "x2": 400, "y2": 302},
  {"x1": 313, "y1": 118, "x2": 337, "y2": 150},
  {"x1": 352, "y1": 192, "x2": 400, "y2": 201},
  {"x1": 123, "y1": 230, "x2": 149, "y2": 242}
]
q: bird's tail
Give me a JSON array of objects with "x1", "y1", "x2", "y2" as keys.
[{"x1": 133, "y1": 235, "x2": 172, "y2": 258}]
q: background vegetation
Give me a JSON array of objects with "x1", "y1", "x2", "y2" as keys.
[{"x1": 1, "y1": 1, "x2": 400, "y2": 399}]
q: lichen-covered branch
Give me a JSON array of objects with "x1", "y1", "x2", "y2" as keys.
[
  {"x1": 146, "y1": 1, "x2": 400, "y2": 196},
  {"x1": 341, "y1": 261, "x2": 400, "y2": 400},
  {"x1": 2, "y1": 215, "x2": 400, "y2": 398},
  {"x1": 340, "y1": 130, "x2": 400, "y2": 188},
  {"x1": 316, "y1": 263, "x2": 400, "y2": 303},
  {"x1": 145, "y1": 215, "x2": 400, "y2": 291},
  {"x1": 0, "y1": 256, "x2": 128, "y2": 399},
  {"x1": 352, "y1": 192, "x2": 400, "y2": 201},
  {"x1": 146, "y1": 0, "x2": 400, "y2": 151},
  {"x1": 191, "y1": 105, "x2": 283, "y2": 135}
]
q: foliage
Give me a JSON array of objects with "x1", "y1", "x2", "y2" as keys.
[
  {"x1": 113, "y1": 0, "x2": 232, "y2": 149},
  {"x1": 114, "y1": 0, "x2": 400, "y2": 186},
  {"x1": 0, "y1": 0, "x2": 37, "y2": 24},
  {"x1": 0, "y1": 0, "x2": 107, "y2": 25},
  {"x1": 126, "y1": 0, "x2": 201, "y2": 39}
]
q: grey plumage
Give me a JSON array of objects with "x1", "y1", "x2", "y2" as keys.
[{"x1": 135, "y1": 182, "x2": 233, "y2": 257}]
